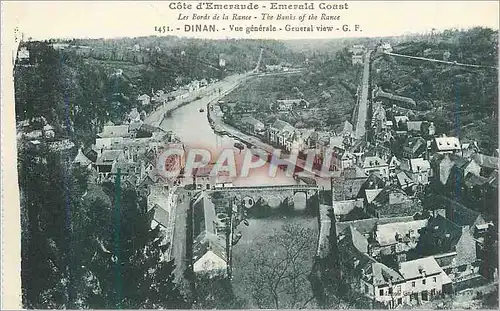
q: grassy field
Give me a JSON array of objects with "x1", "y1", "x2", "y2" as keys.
[{"x1": 221, "y1": 70, "x2": 359, "y2": 130}]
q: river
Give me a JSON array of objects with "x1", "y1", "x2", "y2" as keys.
[{"x1": 159, "y1": 94, "x2": 298, "y2": 187}]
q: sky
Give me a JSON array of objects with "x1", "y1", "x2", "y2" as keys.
[{"x1": 2, "y1": 1, "x2": 499, "y2": 41}]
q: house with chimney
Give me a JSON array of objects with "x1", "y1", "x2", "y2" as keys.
[
  {"x1": 405, "y1": 121, "x2": 435, "y2": 136},
  {"x1": 336, "y1": 223, "x2": 453, "y2": 309},
  {"x1": 191, "y1": 192, "x2": 228, "y2": 277},
  {"x1": 362, "y1": 156, "x2": 389, "y2": 179},
  {"x1": 393, "y1": 116, "x2": 409, "y2": 134},
  {"x1": 365, "y1": 185, "x2": 421, "y2": 218},
  {"x1": 137, "y1": 94, "x2": 151, "y2": 106},
  {"x1": 240, "y1": 116, "x2": 266, "y2": 137},
  {"x1": 95, "y1": 150, "x2": 126, "y2": 183},
  {"x1": 400, "y1": 158, "x2": 431, "y2": 186},
  {"x1": 268, "y1": 119, "x2": 295, "y2": 148},
  {"x1": 431, "y1": 136, "x2": 462, "y2": 155},
  {"x1": 414, "y1": 214, "x2": 483, "y2": 288},
  {"x1": 275, "y1": 99, "x2": 310, "y2": 111},
  {"x1": 402, "y1": 137, "x2": 427, "y2": 159},
  {"x1": 329, "y1": 146, "x2": 355, "y2": 172}
]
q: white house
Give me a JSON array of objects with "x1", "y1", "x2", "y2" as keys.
[
  {"x1": 362, "y1": 156, "x2": 389, "y2": 179},
  {"x1": 137, "y1": 94, "x2": 151, "y2": 106},
  {"x1": 408, "y1": 158, "x2": 431, "y2": 185},
  {"x1": 431, "y1": 136, "x2": 462, "y2": 155},
  {"x1": 192, "y1": 192, "x2": 228, "y2": 277}
]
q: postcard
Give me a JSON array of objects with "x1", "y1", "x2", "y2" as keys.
[{"x1": 1, "y1": 1, "x2": 499, "y2": 309}]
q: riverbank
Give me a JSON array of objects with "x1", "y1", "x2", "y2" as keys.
[
  {"x1": 206, "y1": 100, "x2": 334, "y2": 188},
  {"x1": 144, "y1": 72, "x2": 252, "y2": 128}
]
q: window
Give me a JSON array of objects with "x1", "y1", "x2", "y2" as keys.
[
  {"x1": 389, "y1": 287, "x2": 393, "y2": 294},
  {"x1": 412, "y1": 281, "x2": 415, "y2": 287},
  {"x1": 398, "y1": 298, "x2": 402, "y2": 305},
  {"x1": 365, "y1": 285, "x2": 369, "y2": 293},
  {"x1": 433, "y1": 277, "x2": 437, "y2": 283},
  {"x1": 422, "y1": 279, "x2": 426, "y2": 285},
  {"x1": 379, "y1": 289, "x2": 384, "y2": 296}
]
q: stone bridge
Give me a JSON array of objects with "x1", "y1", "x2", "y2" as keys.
[{"x1": 212, "y1": 184, "x2": 319, "y2": 210}]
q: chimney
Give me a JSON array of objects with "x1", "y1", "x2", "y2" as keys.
[{"x1": 462, "y1": 225, "x2": 470, "y2": 234}]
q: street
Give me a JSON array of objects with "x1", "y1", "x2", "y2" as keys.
[
  {"x1": 355, "y1": 50, "x2": 372, "y2": 139},
  {"x1": 170, "y1": 188, "x2": 191, "y2": 284}
]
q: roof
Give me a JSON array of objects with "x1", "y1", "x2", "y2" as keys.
[
  {"x1": 98, "y1": 125, "x2": 130, "y2": 138},
  {"x1": 396, "y1": 171, "x2": 414, "y2": 188},
  {"x1": 241, "y1": 116, "x2": 264, "y2": 128},
  {"x1": 129, "y1": 120, "x2": 144, "y2": 132},
  {"x1": 375, "y1": 219, "x2": 428, "y2": 246},
  {"x1": 342, "y1": 120, "x2": 354, "y2": 134},
  {"x1": 419, "y1": 215, "x2": 464, "y2": 254},
  {"x1": 332, "y1": 177, "x2": 366, "y2": 200},
  {"x1": 328, "y1": 136, "x2": 344, "y2": 149},
  {"x1": 129, "y1": 108, "x2": 140, "y2": 119},
  {"x1": 192, "y1": 192, "x2": 227, "y2": 263},
  {"x1": 363, "y1": 156, "x2": 387, "y2": 168},
  {"x1": 270, "y1": 119, "x2": 294, "y2": 132},
  {"x1": 73, "y1": 148, "x2": 92, "y2": 165},
  {"x1": 371, "y1": 262, "x2": 404, "y2": 286},
  {"x1": 403, "y1": 136, "x2": 426, "y2": 155},
  {"x1": 394, "y1": 115, "x2": 409, "y2": 124},
  {"x1": 406, "y1": 121, "x2": 423, "y2": 131},
  {"x1": 365, "y1": 189, "x2": 383, "y2": 204},
  {"x1": 43, "y1": 124, "x2": 54, "y2": 131},
  {"x1": 336, "y1": 216, "x2": 415, "y2": 237},
  {"x1": 153, "y1": 205, "x2": 170, "y2": 228},
  {"x1": 192, "y1": 231, "x2": 227, "y2": 263},
  {"x1": 347, "y1": 225, "x2": 369, "y2": 253},
  {"x1": 399, "y1": 257, "x2": 450, "y2": 282},
  {"x1": 96, "y1": 150, "x2": 123, "y2": 165},
  {"x1": 389, "y1": 156, "x2": 401, "y2": 167},
  {"x1": 409, "y1": 158, "x2": 431, "y2": 173},
  {"x1": 434, "y1": 136, "x2": 461, "y2": 151},
  {"x1": 464, "y1": 173, "x2": 489, "y2": 187},
  {"x1": 372, "y1": 185, "x2": 410, "y2": 205},
  {"x1": 371, "y1": 185, "x2": 421, "y2": 217},
  {"x1": 442, "y1": 196, "x2": 483, "y2": 228},
  {"x1": 471, "y1": 153, "x2": 499, "y2": 170}
]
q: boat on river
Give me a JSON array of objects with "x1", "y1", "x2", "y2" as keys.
[{"x1": 234, "y1": 142, "x2": 245, "y2": 150}]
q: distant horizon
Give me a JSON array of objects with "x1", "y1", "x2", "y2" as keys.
[{"x1": 19, "y1": 25, "x2": 499, "y2": 43}]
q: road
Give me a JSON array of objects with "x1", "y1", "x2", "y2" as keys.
[
  {"x1": 170, "y1": 188, "x2": 191, "y2": 284},
  {"x1": 354, "y1": 51, "x2": 372, "y2": 139},
  {"x1": 145, "y1": 72, "x2": 251, "y2": 127}
]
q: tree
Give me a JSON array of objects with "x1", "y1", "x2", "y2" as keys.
[
  {"x1": 193, "y1": 275, "x2": 247, "y2": 309},
  {"x1": 244, "y1": 224, "x2": 317, "y2": 309},
  {"x1": 19, "y1": 141, "x2": 186, "y2": 308}
]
